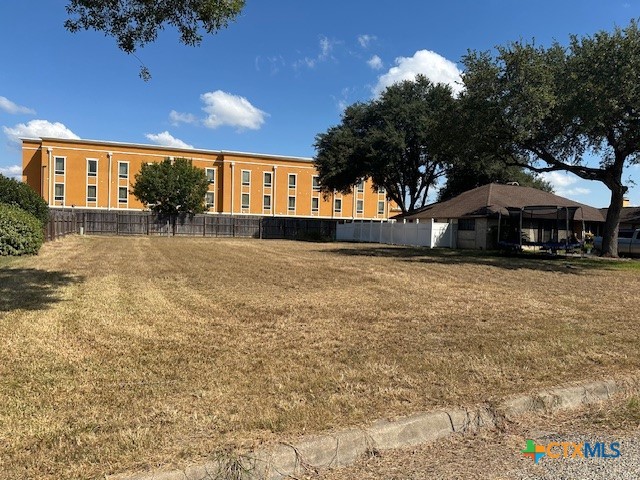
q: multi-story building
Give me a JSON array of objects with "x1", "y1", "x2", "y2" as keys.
[{"x1": 22, "y1": 137, "x2": 398, "y2": 220}]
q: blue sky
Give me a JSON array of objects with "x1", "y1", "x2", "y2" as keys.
[{"x1": 1, "y1": 0, "x2": 639, "y2": 207}]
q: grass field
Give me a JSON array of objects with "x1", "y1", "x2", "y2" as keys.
[{"x1": 1, "y1": 236, "x2": 639, "y2": 479}]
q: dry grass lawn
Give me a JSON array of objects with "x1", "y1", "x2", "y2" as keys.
[{"x1": 0, "y1": 236, "x2": 639, "y2": 479}]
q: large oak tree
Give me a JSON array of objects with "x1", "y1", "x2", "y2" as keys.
[
  {"x1": 460, "y1": 20, "x2": 640, "y2": 256},
  {"x1": 314, "y1": 75, "x2": 456, "y2": 214}
]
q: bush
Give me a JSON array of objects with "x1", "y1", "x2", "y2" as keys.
[
  {"x1": 0, "y1": 174, "x2": 49, "y2": 225},
  {"x1": 0, "y1": 204, "x2": 44, "y2": 256}
]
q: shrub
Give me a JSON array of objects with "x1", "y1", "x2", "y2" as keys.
[
  {"x1": 0, "y1": 174, "x2": 49, "y2": 225},
  {"x1": 0, "y1": 204, "x2": 44, "y2": 256}
]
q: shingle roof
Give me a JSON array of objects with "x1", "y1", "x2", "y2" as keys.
[
  {"x1": 402, "y1": 183, "x2": 605, "y2": 222},
  {"x1": 600, "y1": 206, "x2": 640, "y2": 225}
]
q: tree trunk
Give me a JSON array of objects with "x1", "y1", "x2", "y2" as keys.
[{"x1": 601, "y1": 183, "x2": 626, "y2": 257}]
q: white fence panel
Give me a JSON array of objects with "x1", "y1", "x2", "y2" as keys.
[
  {"x1": 336, "y1": 222, "x2": 354, "y2": 241},
  {"x1": 336, "y1": 219, "x2": 453, "y2": 248},
  {"x1": 432, "y1": 222, "x2": 452, "y2": 247},
  {"x1": 380, "y1": 223, "x2": 393, "y2": 244}
]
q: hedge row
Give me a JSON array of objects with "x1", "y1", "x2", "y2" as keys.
[
  {"x1": 0, "y1": 174, "x2": 49, "y2": 225},
  {"x1": 0, "y1": 174, "x2": 49, "y2": 256},
  {"x1": 0, "y1": 203, "x2": 44, "y2": 256}
]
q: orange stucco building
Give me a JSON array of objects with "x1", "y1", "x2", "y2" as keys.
[{"x1": 22, "y1": 137, "x2": 398, "y2": 220}]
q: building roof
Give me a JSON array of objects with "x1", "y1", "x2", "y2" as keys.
[
  {"x1": 600, "y1": 206, "x2": 640, "y2": 225},
  {"x1": 402, "y1": 183, "x2": 605, "y2": 222},
  {"x1": 21, "y1": 137, "x2": 314, "y2": 163}
]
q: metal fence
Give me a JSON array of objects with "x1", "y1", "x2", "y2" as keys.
[{"x1": 45, "y1": 210, "x2": 337, "y2": 241}]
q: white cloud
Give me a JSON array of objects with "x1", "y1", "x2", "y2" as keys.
[
  {"x1": 367, "y1": 55, "x2": 383, "y2": 70},
  {"x1": 169, "y1": 110, "x2": 198, "y2": 126},
  {"x1": 540, "y1": 171, "x2": 591, "y2": 197},
  {"x1": 3, "y1": 119, "x2": 79, "y2": 145},
  {"x1": 0, "y1": 164, "x2": 22, "y2": 180},
  {"x1": 540, "y1": 171, "x2": 577, "y2": 188},
  {"x1": 373, "y1": 50, "x2": 463, "y2": 96},
  {"x1": 333, "y1": 87, "x2": 355, "y2": 112},
  {"x1": 294, "y1": 35, "x2": 336, "y2": 70},
  {"x1": 200, "y1": 90, "x2": 267, "y2": 130},
  {"x1": 357, "y1": 34, "x2": 376, "y2": 48},
  {"x1": 255, "y1": 55, "x2": 286, "y2": 75},
  {"x1": 0, "y1": 96, "x2": 35, "y2": 115},
  {"x1": 145, "y1": 131, "x2": 193, "y2": 149}
]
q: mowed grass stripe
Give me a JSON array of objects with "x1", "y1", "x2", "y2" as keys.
[{"x1": 0, "y1": 236, "x2": 638, "y2": 479}]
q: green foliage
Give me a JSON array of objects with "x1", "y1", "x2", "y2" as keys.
[
  {"x1": 459, "y1": 19, "x2": 640, "y2": 256},
  {"x1": 65, "y1": 0, "x2": 245, "y2": 80},
  {"x1": 0, "y1": 174, "x2": 49, "y2": 225},
  {"x1": 0, "y1": 204, "x2": 44, "y2": 256},
  {"x1": 65, "y1": 0, "x2": 245, "y2": 54},
  {"x1": 314, "y1": 75, "x2": 456, "y2": 214},
  {"x1": 132, "y1": 158, "x2": 209, "y2": 216},
  {"x1": 438, "y1": 163, "x2": 553, "y2": 201}
]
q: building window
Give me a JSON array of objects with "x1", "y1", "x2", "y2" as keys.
[
  {"x1": 54, "y1": 183, "x2": 64, "y2": 202},
  {"x1": 242, "y1": 170, "x2": 251, "y2": 186},
  {"x1": 356, "y1": 199, "x2": 364, "y2": 214},
  {"x1": 263, "y1": 172, "x2": 272, "y2": 188},
  {"x1": 206, "y1": 168, "x2": 215, "y2": 184},
  {"x1": 357, "y1": 180, "x2": 365, "y2": 193},
  {"x1": 458, "y1": 218, "x2": 476, "y2": 231},
  {"x1": 54, "y1": 157, "x2": 65, "y2": 175},
  {"x1": 288, "y1": 174, "x2": 296, "y2": 189},
  {"x1": 378, "y1": 186, "x2": 386, "y2": 194},
  {"x1": 334, "y1": 198, "x2": 342, "y2": 213},
  {"x1": 377, "y1": 201, "x2": 385, "y2": 215},
  {"x1": 118, "y1": 162, "x2": 128, "y2": 179},
  {"x1": 311, "y1": 197, "x2": 319, "y2": 213},
  {"x1": 312, "y1": 176, "x2": 320, "y2": 191},
  {"x1": 205, "y1": 192, "x2": 215, "y2": 209},
  {"x1": 241, "y1": 193, "x2": 250, "y2": 210},
  {"x1": 263, "y1": 195, "x2": 271, "y2": 210},
  {"x1": 87, "y1": 159, "x2": 97, "y2": 177},
  {"x1": 288, "y1": 196, "x2": 296, "y2": 211},
  {"x1": 118, "y1": 187, "x2": 128, "y2": 204},
  {"x1": 87, "y1": 185, "x2": 97, "y2": 202}
]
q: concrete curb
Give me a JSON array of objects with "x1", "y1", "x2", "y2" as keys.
[{"x1": 107, "y1": 376, "x2": 638, "y2": 480}]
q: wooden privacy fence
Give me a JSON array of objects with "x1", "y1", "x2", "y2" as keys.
[
  {"x1": 45, "y1": 210, "x2": 78, "y2": 241},
  {"x1": 46, "y1": 210, "x2": 337, "y2": 240}
]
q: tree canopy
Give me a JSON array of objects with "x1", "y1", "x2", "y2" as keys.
[
  {"x1": 314, "y1": 75, "x2": 456, "y2": 214},
  {"x1": 65, "y1": 0, "x2": 245, "y2": 79},
  {"x1": 460, "y1": 19, "x2": 640, "y2": 256},
  {"x1": 438, "y1": 161, "x2": 553, "y2": 202},
  {"x1": 132, "y1": 158, "x2": 209, "y2": 216}
]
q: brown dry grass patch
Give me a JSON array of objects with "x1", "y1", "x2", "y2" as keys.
[{"x1": 0, "y1": 236, "x2": 639, "y2": 479}]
